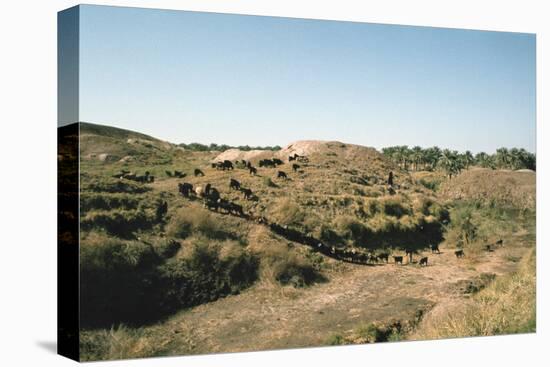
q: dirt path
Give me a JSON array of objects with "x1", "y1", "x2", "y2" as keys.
[{"x1": 154, "y1": 234, "x2": 529, "y2": 355}]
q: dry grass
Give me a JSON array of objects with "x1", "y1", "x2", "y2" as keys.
[
  {"x1": 410, "y1": 248, "x2": 535, "y2": 340},
  {"x1": 439, "y1": 168, "x2": 535, "y2": 210},
  {"x1": 77, "y1": 123, "x2": 536, "y2": 360}
]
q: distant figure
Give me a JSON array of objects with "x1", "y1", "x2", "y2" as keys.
[
  {"x1": 156, "y1": 201, "x2": 168, "y2": 221},
  {"x1": 405, "y1": 248, "x2": 414, "y2": 263},
  {"x1": 419, "y1": 257, "x2": 428, "y2": 267},
  {"x1": 388, "y1": 171, "x2": 394, "y2": 186},
  {"x1": 194, "y1": 168, "x2": 205, "y2": 177}
]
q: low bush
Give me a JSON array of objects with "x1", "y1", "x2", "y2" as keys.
[
  {"x1": 158, "y1": 240, "x2": 259, "y2": 312},
  {"x1": 80, "y1": 192, "x2": 140, "y2": 213},
  {"x1": 83, "y1": 178, "x2": 150, "y2": 194},
  {"x1": 81, "y1": 209, "x2": 156, "y2": 237},
  {"x1": 271, "y1": 198, "x2": 305, "y2": 227},
  {"x1": 80, "y1": 235, "x2": 259, "y2": 329},
  {"x1": 166, "y1": 209, "x2": 233, "y2": 240},
  {"x1": 380, "y1": 196, "x2": 411, "y2": 218},
  {"x1": 80, "y1": 234, "x2": 161, "y2": 328},
  {"x1": 153, "y1": 238, "x2": 181, "y2": 259},
  {"x1": 265, "y1": 248, "x2": 325, "y2": 288}
]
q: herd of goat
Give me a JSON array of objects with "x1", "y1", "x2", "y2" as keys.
[
  {"x1": 175, "y1": 154, "x2": 307, "y2": 219},
  {"x1": 114, "y1": 152, "x2": 504, "y2": 267}
]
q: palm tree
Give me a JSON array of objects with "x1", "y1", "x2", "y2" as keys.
[
  {"x1": 463, "y1": 150, "x2": 474, "y2": 169},
  {"x1": 509, "y1": 148, "x2": 521, "y2": 169},
  {"x1": 395, "y1": 145, "x2": 410, "y2": 170},
  {"x1": 424, "y1": 146, "x2": 441, "y2": 171},
  {"x1": 475, "y1": 152, "x2": 493, "y2": 168},
  {"x1": 439, "y1": 149, "x2": 458, "y2": 179},
  {"x1": 411, "y1": 146, "x2": 423, "y2": 171},
  {"x1": 495, "y1": 147, "x2": 510, "y2": 169}
]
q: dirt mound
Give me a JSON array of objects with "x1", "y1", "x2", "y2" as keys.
[
  {"x1": 212, "y1": 149, "x2": 274, "y2": 162},
  {"x1": 214, "y1": 140, "x2": 385, "y2": 166},
  {"x1": 278, "y1": 140, "x2": 335, "y2": 156},
  {"x1": 439, "y1": 168, "x2": 535, "y2": 209}
]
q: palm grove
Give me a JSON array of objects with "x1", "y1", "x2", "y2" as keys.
[{"x1": 381, "y1": 146, "x2": 536, "y2": 178}]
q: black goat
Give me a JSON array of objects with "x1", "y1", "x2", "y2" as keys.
[{"x1": 229, "y1": 178, "x2": 241, "y2": 190}]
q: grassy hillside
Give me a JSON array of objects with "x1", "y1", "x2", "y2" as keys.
[
  {"x1": 438, "y1": 168, "x2": 535, "y2": 209},
  {"x1": 76, "y1": 122, "x2": 536, "y2": 361},
  {"x1": 80, "y1": 122, "x2": 165, "y2": 142}
]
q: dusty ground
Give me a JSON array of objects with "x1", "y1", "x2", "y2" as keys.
[{"x1": 146, "y1": 228, "x2": 530, "y2": 356}]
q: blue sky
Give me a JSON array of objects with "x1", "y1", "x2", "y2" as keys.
[{"x1": 77, "y1": 5, "x2": 536, "y2": 153}]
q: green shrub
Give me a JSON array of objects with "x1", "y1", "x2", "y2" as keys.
[
  {"x1": 357, "y1": 323, "x2": 386, "y2": 342},
  {"x1": 318, "y1": 224, "x2": 342, "y2": 245},
  {"x1": 83, "y1": 178, "x2": 150, "y2": 194},
  {"x1": 81, "y1": 209, "x2": 156, "y2": 237},
  {"x1": 451, "y1": 206, "x2": 478, "y2": 245},
  {"x1": 153, "y1": 238, "x2": 181, "y2": 259},
  {"x1": 429, "y1": 203, "x2": 450, "y2": 222},
  {"x1": 272, "y1": 198, "x2": 305, "y2": 227},
  {"x1": 334, "y1": 215, "x2": 367, "y2": 241},
  {"x1": 80, "y1": 193, "x2": 140, "y2": 213},
  {"x1": 166, "y1": 209, "x2": 233, "y2": 240},
  {"x1": 80, "y1": 235, "x2": 259, "y2": 328},
  {"x1": 418, "y1": 178, "x2": 441, "y2": 191},
  {"x1": 327, "y1": 334, "x2": 345, "y2": 345},
  {"x1": 159, "y1": 240, "x2": 259, "y2": 311},
  {"x1": 271, "y1": 252, "x2": 324, "y2": 287},
  {"x1": 381, "y1": 197, "x2": 411, "y2": 218},
  {"x1": 80, "y1": 235, "x2": 161, "y2": 328}
]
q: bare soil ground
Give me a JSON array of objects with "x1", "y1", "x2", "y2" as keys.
[{"x1": 142, "y1": 228, "x2": 530, "y2": 356}]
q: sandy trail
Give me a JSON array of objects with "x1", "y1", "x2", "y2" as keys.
[{"x1": 157, "y1": 234, "x2": 529, "y2": 355}]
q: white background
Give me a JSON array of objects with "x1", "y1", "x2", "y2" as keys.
[{"x1": 0, "y1": 0, "x2": 547, "y2": 366}]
